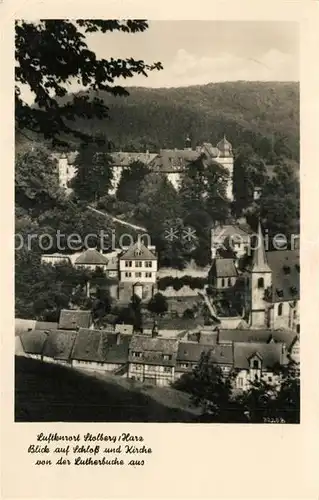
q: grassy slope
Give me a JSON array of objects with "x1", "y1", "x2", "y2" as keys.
[{"x1": 15, "y1": 356, "x2": 200, "y2": 422}]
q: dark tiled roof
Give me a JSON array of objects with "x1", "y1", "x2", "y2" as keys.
[
  {"x1": 218, "y1": 329, "x2": 297, "y2": 350},
  {"x1": 177, "y1": 342, "x2": 233, "y2": 364},
  {"x1": 111, "y1": 152, "x2": 157, "y2": 167},
  {"x1": 266, "y1": 250, "x2": 300, "y2": 302},
  {"x1": 58, "y1": 309, "x2": 92, "y2": 330},
  {"x1": 42, "y1": 330, "x2": 77, "y2": 361},
  {"x1": 211, "y1": 258, "x2": 238, "y2": 278},
  {"x1": 71, "y1": 329, "x2": 104, "y2": 362},
  {"x1": 102, "y1": 334, "x2": 131, "y2": 364},
  {"x1": 128, "y1": 335, "x2": 178, "y2": 366},
  {"x1": 19, "y1": 331, "x2": 48, "y2": 355},
  {"x1": 34, "y1": 321, "x2": 58, "y2": 331},
  {"x1": 75, "y1": 249, "x2": 108, "y2": 265},
  {"x1": 119, "y1": 242, "x2": 157, "y2": 261},
  {"x1": 142, "y1": 316, "x2": 205, "y2": 332},
  {"x1": 233, "y1": 342, "x2": 288, "y2": 370}
]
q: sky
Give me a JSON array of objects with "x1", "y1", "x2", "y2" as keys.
[
  {"x1": 86, "y1": 20, "x2": 299, "y2": 87},
  {"x1": 18, "y1": 21, "x2": 299, "y2": 103}
]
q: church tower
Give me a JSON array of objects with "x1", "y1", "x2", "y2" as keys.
[
  {"x1": 216, "y1": 135, "x2": 234, "y2": 201},
  {"x1": 249, "y1": 221, "x2": 272, "y2": 328}
]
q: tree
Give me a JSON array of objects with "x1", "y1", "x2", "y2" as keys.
[
  {"x1": 147, "y1": 292, "x2": 168, "y2": 316},
  {"x1": 15, "y1": 146, "x2": 62, "y2": 212},
  {"x1": 71, "y1": 142, "x2": 114, "y2": 202},
  {"x1": 174, "y1": 351, "x2": 234, "y2": 422},
  {"x1": 15, "y1": 20, "x2": 163, "y2": 146},
  {"x1": 117, "y1": 161, "x2": 150, "y2": 205}
]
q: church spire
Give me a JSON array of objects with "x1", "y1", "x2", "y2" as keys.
[{"x1": 252, "y1": 220, "x2": 271, "y2": 272}]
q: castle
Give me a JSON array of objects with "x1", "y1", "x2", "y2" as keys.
[{"x1": 55, "y1": 136, "x2": 234, "y2": 200}]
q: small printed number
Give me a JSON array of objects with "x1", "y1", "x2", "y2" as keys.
[{"x1": 263, "y1": 417, "x2": 285, "y2": 423}]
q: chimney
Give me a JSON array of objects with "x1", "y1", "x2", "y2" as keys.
[{"x1": 152, "y1": 319, "x2": 159, "y2": 338}]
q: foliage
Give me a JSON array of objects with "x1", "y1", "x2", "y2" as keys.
[
  {"x1": 71, "y1": 142, "x2": 114, "y2": 202},
  {"x1": 15, "y1": 146, "x2": 62, "y2": 213},
  {"x1": 117, "y1": 161, "x2": 150, "y2": 205},
  {"x1": 55, "y1": 81, "x2": 299, "y2": 161},
  {"x1": 15, "y1": 20, "x2": 162, "y2": 146},
  {"x1": 174, "y1": 351, "x2": 234, "y2": 421},
  {"x1": 157, "y1": 275, "x2": 207, "y2": 291},
  {"x1": 147, "y1": 292, "x2": 168, "y2": 316}
]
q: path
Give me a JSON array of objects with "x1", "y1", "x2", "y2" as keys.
[{"x1": 87, "y1": 205, "x2": 147, "y2": 232}]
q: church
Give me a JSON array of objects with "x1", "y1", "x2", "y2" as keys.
[{"x1": 55, "y1": 136, "x2": 235, "y2": 201}]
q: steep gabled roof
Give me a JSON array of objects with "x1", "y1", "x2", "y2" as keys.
[
  {"x1": 58, "y1": 309, "x2": 92, "y2": 330},
  {"x1": 19, "y1": 330, "x2": 48, "y2": 355},
  {"x1": 251, "y1": 221, "x2": 271, "y2": 273},
  {"x1": 211, "y1": 258, "x2": 238, "y2": 278},
  {"x1": 42, "y1": 330, "x2": 77, "y2": 361},
  {"x1": 120, "y1": 242, "x2": 157, "y2": 261},
  {"x1": 128, "y1": 335, "x2": 178, "y2": 366},
  {"x1": 233, "y1": 342, "x2": 288, "y2": 370},
  {"x1": 75, "y1": 249, "x2": 108, "y2": 266}
]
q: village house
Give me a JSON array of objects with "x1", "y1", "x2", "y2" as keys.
[
  {"x1": 118, "y1": 241, "x2": 158, "y2": 302},
  {"x1": 18, "y1": 330, "x2": 48, "y2": 360},
  {"x1": 211, "y1": 221, "x2": 253, "y2": 259},
  {"x1": 41, "y1": 253, "x2": 71, "y2": 266},
  {"x1": 209, "y1": 258, "x2": 238, "y2": 290},
  {"x1": 128, "y1": 335, "x2": 179, "y2": 386},
  {"x1": 58, "y1": 309, "x2": 93, "y2": 330},
  {"x1": 74, "y1": 248, "x2": 108, "y2": 271},
  {"x1": 70, "y1": 328, "x2": 130, "y2": 374},
  {"x1": 175, "y1": 342, "x2": 233, "y2": 381},
  {"x1": 233, "y1": 341, "x2": 288, "y2": 391},
  {"x1": 41, "y1": 329, "x2": 77, "y2": 365}
]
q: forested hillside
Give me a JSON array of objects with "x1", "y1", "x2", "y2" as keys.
[{"x1": 64, "y1": 81, "x2": 299, "y2": 160}]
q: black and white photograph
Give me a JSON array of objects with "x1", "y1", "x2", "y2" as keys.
[{"x1": 15, "y1": 19, "x2": 300, "y2": 424}]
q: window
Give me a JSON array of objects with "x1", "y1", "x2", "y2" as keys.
[
  {"x1": 164, "y1": 367, "x2": 171, "y2": 373},
  {"x1": 221, "y1": 278, "x2": 225, "y2": 287},
  {"x1": 297, "y1": 324, "x2": 300, "y2": 334},
  {"x1": 228, "y1": 278, "x2": 232, "y2": 287},
  {"x1": 145, "y1": 272, "x2": 152, "y2": 278},
  {"x1": 237, "y1": 377, "x2": 243, "y2": 388},
  {"x1": 135, "y1": 272, "x2": 142, "y2": 278},
  {"x1": 135, "y1": 261, "x2": 142, "y2": 268},
  {"x1": 180, "y1": 362, "x2": 189, "y2": 369},
  {"x1": 132, "y1": 351, "x2": 142, "y2": 358},
  {"x1": 278, "y1": 303, "x2": 283, "y2": 316},
  {"x1": 253, "y1": 360, "x2": 259, "y2": 369},
  {"x1": 145, "y1": 261, "x2": 153, "y2": 268},
  {"x1": 258, "y1": 277, "x2": 264, "y2": 288},
  {"x1": 163, "y1": 354, "x2": 172, "y2": 361},
  {"x1": 268, "y1": 376, "x2": 273, "y2": 382},
  {"x1": 125, "y1": 261, "x2": 132, "y2": 267},
  {"x1": 125, "y1": 272, "x2": 132, "y2": 278},
  {"x1": 293, "y1": 310, "x2": 297, "y2": 319}
]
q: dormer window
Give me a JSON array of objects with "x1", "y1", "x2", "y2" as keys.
[
  {"x1": 290, "y1": 286, "x2": 297, "y2": 295},
  {"x1": 295, "y1": 264, "x2": 300, "y2": 273},
  {"x1": 163, "y1": 354, "x2": 172, "y2": 361},
  {"x1": 132, "y1": 351, "x2": 142, "y2": 358},
  {"x1": 252, "y1": 359, "x2": 260, "y2": 369},
  {"x1": 134, "y1": 249, "x2": 142, "y2": 257},
  {"x1": 257, "y1": 277, "x2": 264, "y2": 288},
  {"x1": 283, "y1": 265, "x2": 291, "y2": 274},
  {"x1": 276, "y1": 288, "x2": 284, "y2": 298}
]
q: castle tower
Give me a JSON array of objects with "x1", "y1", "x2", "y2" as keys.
[
  {"x1": 216, "y1": 135, "x2": 234, "y2": 201},
  {"x1": 58, "y1": 153, "x2": 69, "y2": 188},
  {"x1": 249, "y1": 221, "x2": 272, "y2": 328}
]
